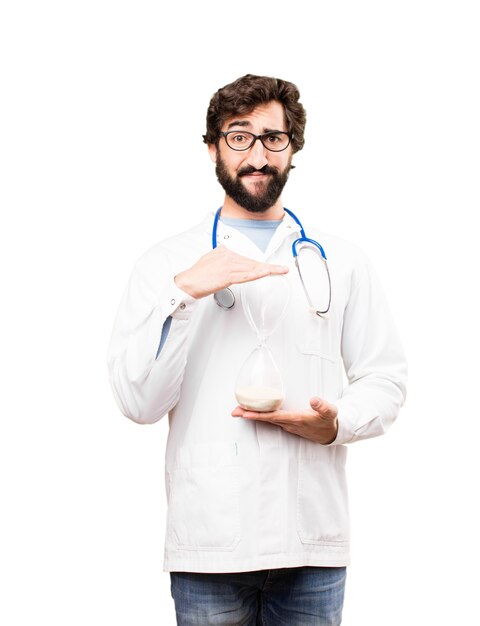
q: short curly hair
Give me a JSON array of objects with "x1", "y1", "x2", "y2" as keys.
[{"x1": 203, "y1": 74, "x2": 307, "y2": 153}]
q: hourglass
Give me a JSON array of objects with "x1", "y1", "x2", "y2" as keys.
[{"x1": 235, "y1": 275, "x2": 290, "y2": 412}]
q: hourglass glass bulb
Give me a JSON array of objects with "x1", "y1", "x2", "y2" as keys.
[
  {"x1": 235, "y1": 275, "x2": 290, "y2": 412},
  {"x1": 235, "y1": 344, "x2": 284, "y2": 411},
  {"x1": 241, "y1": 274, "x2": 290, "y2": 340}
]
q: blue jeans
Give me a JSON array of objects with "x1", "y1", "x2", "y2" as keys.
[{"x1": 170, "y1": 566, "x2": 346, "y2": 625}]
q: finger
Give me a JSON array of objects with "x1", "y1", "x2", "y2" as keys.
[
  {"x1": 265, "y1": 264, "x2": 289, "y2": 275},
  {"x1": 239, "y1": 410, "x2": 270, "y2": 420},
  {"x1": 309, "y1": 397, "x2": 338, "y2": 419},
  {"x1": 219, "y1": 248, "x2": 287, "y2": 272},
  {"x1": 229, "y1": 265, "x2": 289, "y2": 285},
  {"x1": 231, "y1": 406, "x2": 269, "y2": 419},
  {"x1": 242, "y1": 410, "x2": 292, "y2": 423},
  {"x1": 236, "y1": 410, "x2": 278, "y2": 421},
  {"x1": 234, "y1": 266, "x2": 289, "y2": 281}
]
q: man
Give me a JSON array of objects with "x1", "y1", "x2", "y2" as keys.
[{"x1": 108, "y1": 74, "x2": 407, "y2": 625}]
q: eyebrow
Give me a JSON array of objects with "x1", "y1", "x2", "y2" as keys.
[
  {"x1": 225, "y1": 120, "x2": 286, "y2": 133},
  {"x1": 226, "y1": 120, "x2": 252, "y2": 129}
]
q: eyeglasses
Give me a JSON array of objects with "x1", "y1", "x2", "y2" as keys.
[{"x1": 220, "y1": 130, "x2": 292, "y2": 152}]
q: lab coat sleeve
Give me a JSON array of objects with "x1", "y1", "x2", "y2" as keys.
[
  {"x1": 107, "y1": 250, "x2": 198, "y2": 424},
  {"x1": 332, "y1": 252, "x2": 407, "y2": 445}
]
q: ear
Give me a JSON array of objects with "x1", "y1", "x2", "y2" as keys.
[{"x1": 208, "y1": 142, "x2": 217, "y2": 164}]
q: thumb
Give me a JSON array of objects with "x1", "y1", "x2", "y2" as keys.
[{"x1": 310, "y1": 397, "x2": 338, "y2": 419}]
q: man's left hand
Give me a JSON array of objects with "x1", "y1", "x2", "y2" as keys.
[{"x1": 232, "y1": 397, "x2": 339, "y2": 445}]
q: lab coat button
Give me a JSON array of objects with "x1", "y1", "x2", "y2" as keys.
[
  {"x1": 224, "y1": 234, "x2": 230, "y2": 239},
  {"x1": 180, "y1": 303, "x2": 186, "y2": 310},
  {"x1": 171, "y1": 299, "x2": 176, "y2": 306}
]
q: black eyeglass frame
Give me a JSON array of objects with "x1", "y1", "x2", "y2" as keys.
[{"x1": 219, "y1": 130, "x2": 293, "y2": 152}]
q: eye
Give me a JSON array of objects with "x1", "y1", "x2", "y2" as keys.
[
  {"x1": 265, "y1": 133, "x2": 282, "y2": 143},
  {"x1": 231, "y1": 133, "x2": 249, "y2": 144}
]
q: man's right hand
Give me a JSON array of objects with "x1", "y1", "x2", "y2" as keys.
[{"x1": 174, "y1": 245, "x2": 289, "y2": 299}]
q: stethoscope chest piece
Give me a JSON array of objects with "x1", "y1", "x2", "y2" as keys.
[{"x1": 214, "y1": 287, "x2": 235, "y2": 310}]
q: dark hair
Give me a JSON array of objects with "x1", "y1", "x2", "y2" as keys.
[{"x1": 203, "y1": 74, "x2": 306, "y2": 153}]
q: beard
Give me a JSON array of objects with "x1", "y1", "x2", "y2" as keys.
[{"x1": 215, "y1": 153, "x2": 292, "y2": 213}]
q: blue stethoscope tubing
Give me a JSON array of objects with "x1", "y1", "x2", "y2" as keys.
[{"x1": 212, "y1": 207, "x2": 331, "y2": 316}]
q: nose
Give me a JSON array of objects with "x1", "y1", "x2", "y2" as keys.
[{"x1": 246, "y1": 137, "x2": 269, "y2": 170}]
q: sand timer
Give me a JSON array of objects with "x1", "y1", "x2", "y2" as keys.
[{"x1": 235, "y1": 275, "x2": 290, "y2": 412}]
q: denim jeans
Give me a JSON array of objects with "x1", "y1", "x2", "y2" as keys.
[{"x1": 170, "y1": 566, "x2": 346, "y2": 625}]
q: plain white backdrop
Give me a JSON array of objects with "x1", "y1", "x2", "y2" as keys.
[{"x1": 1, "y1": 1, "x2": 479, "y2": 624}]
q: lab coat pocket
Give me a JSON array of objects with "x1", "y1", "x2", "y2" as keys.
[
  {"x1": 295, "y1": 305, "x2": 340, "y2": 398},
  {"x1": 166, "y1": 443, "x2": 240, "y2": 551},
  {"x1": 296, "y1": 342, "x2": 338, "y2": 399},
  {"x1": 297, "y1": 443, "x2": 349, "y2": 546}
]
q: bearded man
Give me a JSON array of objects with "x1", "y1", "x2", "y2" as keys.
[{"x1": 108, "y1": 74, "x2": 407, "y2": 625}]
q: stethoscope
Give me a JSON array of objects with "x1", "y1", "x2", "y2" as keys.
[{"x1": 212, "y1": 207, "x2": 332, "y2": 317}]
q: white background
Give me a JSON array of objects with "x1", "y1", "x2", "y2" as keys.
[{"x1": 1, "y1": 1, "x2": 479, "y2": 624}]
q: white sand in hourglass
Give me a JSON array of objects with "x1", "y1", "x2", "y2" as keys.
[{"x1": 235, "y1": 385, "x2": 285, "y2": 412}]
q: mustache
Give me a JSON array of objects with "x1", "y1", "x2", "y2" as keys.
[
  {"x1": 238, "y1": 164, "x2": 279, "y2": 177},
  {"x1": 238, "y1": 164, "x2": 296, "y2": 177}
]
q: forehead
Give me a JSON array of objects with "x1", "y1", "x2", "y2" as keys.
[{"x1": 222, "y1": 100, "x2": 286, "y2": 131}]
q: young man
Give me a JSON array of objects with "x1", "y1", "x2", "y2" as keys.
[{"x1": 108, "y1": 74, "x2": 407, "y2": 625}]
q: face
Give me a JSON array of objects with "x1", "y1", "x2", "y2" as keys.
[{"x1": 209, "y1": 101, "x2": 293, "y2": 214}]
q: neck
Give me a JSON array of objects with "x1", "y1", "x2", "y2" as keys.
[{"x1": 220, "y1": 195, "x2": 285, "y2": 221}]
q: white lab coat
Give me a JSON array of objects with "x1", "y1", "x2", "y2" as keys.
[{"x1": 107, "y1": 211, "x2": 407, "y2": 573}]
